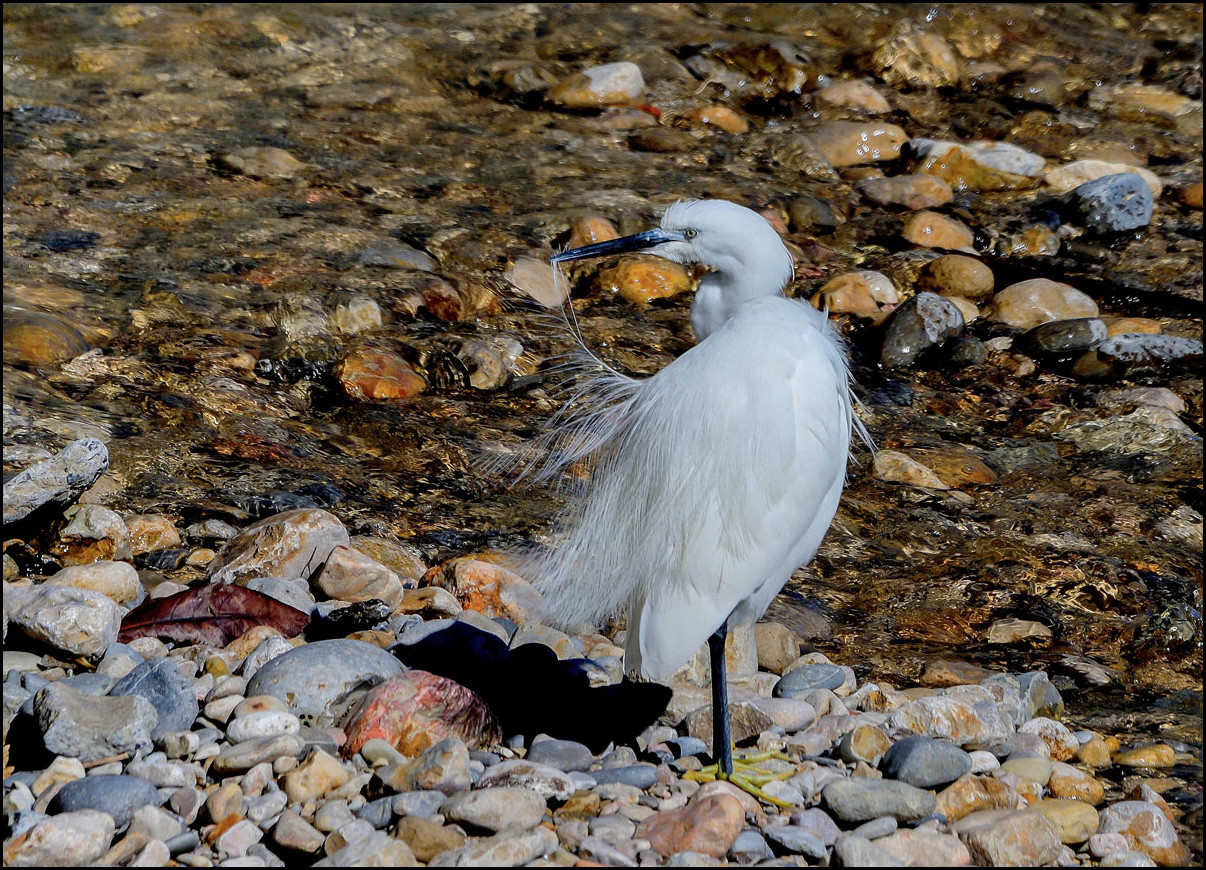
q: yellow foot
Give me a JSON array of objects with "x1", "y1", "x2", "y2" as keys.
[{"x1": 683, "y1": 749, "x2": 799, "y2": 808}]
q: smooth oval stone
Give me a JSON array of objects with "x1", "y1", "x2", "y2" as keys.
[
  {"x1": 589, "y1": 763, "x2": 659, "y2": 789},
  {"x1": 109, "y1": 657, "x2": 199, "y2": 739},
  {"x1": 775, "y1": 663, "x2": 847, "y2": 697},
  {"x1": 49, "y1": 774, "x2": 160, "y2": 828},
  {"x1": 226, "y1": 710, "x2": 301, "y2": 743},
  {"x1": 1069, "y1": 172, "x2": 1153, "y2": 235},
  {"x1": 880, "y1": 736, "x2": 973, "y2": 788},
  {"x1": 524, "y1": 738, "x2": 594, "y2": 773},
  {"x1": 210, "y1": 734, "x2": 307, "y2": 776},
  {"x1": 1023, "y1": 317, "x2": 1108, "y2": 354},
  {"x1": 821, "y1": 777, "x2": 938, "y2": 824},
  {"x1": 244, "y1": 638, "x2": 404, "y2": 725},
  {"x1": 880, "y1": 292, "x2": 965, "y2": 368},
  {"x1": 765, "y1": 825, "x2": 828, "y2": 858}
]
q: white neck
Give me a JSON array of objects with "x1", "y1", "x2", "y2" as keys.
[{"x1": 688, "y1": 253, "x2": 791, "y2": 341}]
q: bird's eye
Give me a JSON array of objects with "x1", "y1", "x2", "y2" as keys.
[{"x1": 683, "y1": 228, "x2": 698, "y2": 239}]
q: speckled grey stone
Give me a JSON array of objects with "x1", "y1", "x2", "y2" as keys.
[
  {"x1": 881, "y1": 736, "x2": 973, "y2": 788},
  {"x1": 109, "y1": 657, "x2": 198, "y2": 739},
  {"x1": 49, "y1": 774, "x2": 161, "y2": 827}
]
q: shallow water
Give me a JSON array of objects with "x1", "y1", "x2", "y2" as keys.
[{"x1": 3, "y1": 2, "x2": 1203, "y2": 852}]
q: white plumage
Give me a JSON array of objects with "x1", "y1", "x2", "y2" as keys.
[{"x1": 526, "y1": 200, "x2": 868, "y2": 683}]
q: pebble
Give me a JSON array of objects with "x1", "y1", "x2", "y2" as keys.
[
  {"x1": 917, "y1": 254, "x2": 995, "y2": 299},
  {"x1": 821, "y1": 777, "x2": 937, "y2": 823},
  {"x1": 880, "y1": 736, "x2": 973, "y2": 788},
  {"x1": 1043, "y1": 159, "x2": 1163, "y2": 198},
  {"x1": 2, "y1": 437, "x2": 108, "y2": 524},
  {"x1": 336, "y1": 347, "x2": 427, "y2": 400},
  {"x1": 816, "y1": 79, "x2": 891, "y2": 113},
  {"x1": 876, "y1": 828, "x2": 972, "y2": 866},
  {"x1": 1068, "y1": 173, "x2": 1154, "y2": 235},
  {"x1": 1113, "y1": 743, "x2": 1176, "y2": 768},
  {"x1": 8, "y1": 582, "x2": 122, "y2": 658},
  {"x1": 422, "y1": 556, "x2": 545, "y2": 623},
  {"x1": 244, "y1": 638, "x2": 404, "y2": 724},
  {"x1": 49, "y1": 775, "x2": 161, "y2": 827},
  {"x1": 208, "y1": 508, "x2": 351, "y2": 586},
  {"x1": 2, "y1": 311, "x2": 91, "y2": 368},
  {"x1": 547, "y1": 61, "x2": 644, "y2": 108},
  {"x1": 3, "y1": 809, "x2": 115, "y2": 866},
  {"x1": 110, "y1": 656, "x2": 199, "y2": 739},
  {"x1": 901, "y1": 210, "x2": 976, "y2": 250},
  {"x1": 217, "y1": 146, "x2": 305, "y2": 179},
  {"x1": 475, "y1": 759, "x2": 575, "y2": 800},
  {"x1": 506, "y1": 257, "x2": 567, "y2": 308},
  {"x1": 807, "y1": 121, "x2": 908, "y2": 167},
  {"x1": 951, "y1": 809, "x2": 1064, "y2": 866},
  {"x1": 871, "y1": 24, "x2": 960, "y2": 88},
  {"x1": 879, "y1": 292, "x2": 965, "y2": 368},
  {"x1": 988, "y1": 278, "x2": 1099, "y2": 330},
  {"x1": 775, "y1": 662, "x2": 847, "y2": 696},
  {"x1": 635, "y1": 793, "x2": 744, "y2": 859},
  {"x1": 525, "y1": 737, "x2": 595, "y2": 772},
  {"x1": 1096, "y1": 801, "x2": 1191, "y2": 865},
  {"x1": 1034, "y1": 798, "x2": 1101, "y2": 844},
  {"x1": 593, "y1": 254, "x2": 693, "y2": 304},
  {"x1": 1023, "y1": 317, "x2": 1108, "y2": 355},
  {"x1": 441, "y1": 786, "x2": 545, "y2": 833},
  {"x1": 316, "y1": 545, "x2": 404, "y2": 609},
  {"x1": 393, "y1": 815, "x2": 465, "y2": 862}
]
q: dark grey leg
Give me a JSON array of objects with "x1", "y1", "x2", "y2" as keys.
[{"x1": 708, "y1": 623, "x2": 733, "y2": 776}]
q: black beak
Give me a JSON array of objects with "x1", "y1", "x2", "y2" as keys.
[{"x1": 551, "y1": 227, "x2": 683, "y2": 264}]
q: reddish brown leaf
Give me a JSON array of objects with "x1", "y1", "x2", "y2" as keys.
[{"x1": 119, "y1": 582, "x2": 310, "y2": 646}]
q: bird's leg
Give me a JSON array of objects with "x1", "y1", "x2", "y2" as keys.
[
  {"x1": 683, "y1": 624, "x2": 797, "y2": 808},
  {"x1": 708, "y1": 624, "x2": 734, "y2": 777}
]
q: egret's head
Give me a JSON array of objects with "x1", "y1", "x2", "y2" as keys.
[{"x1": 551, "y1": 199, "x2": 793, "y2": 295}]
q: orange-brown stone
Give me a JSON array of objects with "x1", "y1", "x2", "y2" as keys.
[{"x1": 635, "y1": 793, "x2": 745, "y2": 859}]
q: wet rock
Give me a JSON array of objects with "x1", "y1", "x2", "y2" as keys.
[
  {"x1": 109, "y1": 656, "x2": 199, "y2": 739},
  {"x1": 912, "y1": 139, "x2": 1046, "y2": 177},
  {"x1": 422, "y1": 556, "x2": 544, "y2": 623},
  {"x1": 6, "y1": 584, "x2": 121, "y2": 657},
  {"x1": 636, "y1": 793, "x2": 745, "y2": 859},
  {"x1": 821, "y1": 777, "x2": 937, "y2": 824},
  {"x1": 1096, "y1": 333, "x2": 1202, "y2": 368},
  {"x1": 45, "y1": 559, "x2": 140, "y2": 604},
  {"x1": 124, "y1": 514, "x2": 182, "y2": 555},
  {"x1": 341, "y1": 670, "x2": 501, "y2": 757},
  {"x1": 317, "y1": 545, "x2": 404, "y2": 609},
  {"x1": 988, "y1": 278, "x2": 1098, "y2": 330},
  {"x1": 217, "y1": 146, "x2": 305, "y2": 179},
  {"x1": 879, "y1": 292, "x2": 965, "y2": 368},
  {"x1": 209, "y1": 508, "x2": 351, "y2": 586},
  {"x1": 857, "y1": 174, "x2": 953, "y2": 210},
  {"x1": 807, "y1": 121, "x2": 907, "y2": 167},
  {"x1": 2, "y1": 310, "x2": 90, "y2": 367},
  {"x1": 547, "y1": 62, "x2": 644, "y2": 108},
  {"x1": 50, "y1": 775, "x2": 161, "y2": 827},
  {"x1": 244, "y1": 638, "x2": 404, "y2": 725},
  {"x1": 906, "y1": 444, "x2": 996, "y2": 488},
  {"x1": 952, "y1": 808, "x2": 1063, "y2": 866},
  {"x1": 594, "y1": 254, "x2": 693, "y2": 304},
  {"x1": 1113, "y1": 744, "x2": 1175, "y2": 768},
  {"x1": 881, "y1": 736, "x2": 973, "y2": 788},
  {"x1": 811, "y1": 271, "x2": 891, "y2": 320},
  {"x1": 442, "y1": 785, "x2": 545, "y2": 833},
  {"x1": 1042, "y1": 159, "x2": 1163, "y2": 198},
  {"x1": 1067, "y1": 173, "x2": 1153, "y2": 235},
  {"x1": 912, "y1": 143, "x2": 1036, "y2": 192},
  {"x1": 684, "y1": 104, "x2": 749, "y2": 133},
  {"x1": 1023, "y1": 317, "x2": 1108, "y2": 355},
  {"x1": 328, "y1": 295, "x2": 383, "y2": 336},
  {"x1": 901, "y1": 210, "x2": 975, "y2": 250},
  {"x1": 871, "y1": 23, "x2": 960, "y2": 88},
  {"x1": 0, "y1": 438, "x2": 106, "y2": 524},
  {"x1": 917, "y1": 255, "x2": 994, "y2": 299},
  {"x1": 336, "y1": 347, "x2": 427, "y2": 400},
  {"x1": 358, "y1": 239, "x2": 438, "y2": 271},
  {"x1": 872, "y1": 450, "x2": 949, "y2": 490},
  {"x1": 52, "y1": 504, "x2": 132, "y2": 565},
  {"x1": 1176, "y1": 180, "x2": 1203, "y2": 208},
  {"x1": 2, "y1": 808, "x2": 115, "y2": 866},
  {"x1": 816, "y1": 79, "x2": 891, "y2": 113}
]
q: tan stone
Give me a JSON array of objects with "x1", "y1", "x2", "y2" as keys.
[
  {"x1": 336, "y1": 347, "x2": 426, "y2": 400},
  {"x1": 988, "y1": 278, "x2": 1098, "y2": 330},
  {"x1": 594, "y1": 255, "x2": 693, "y2": 304},
  {"x1": 1034, "y1": 798, "x2": 1100, "y2": 844},
  {"x1": 1047, "y1": 761, "x2": 1105, "y2": 805},
  {"x1": 423, "y1": 556, "x2": 544, "y2": 623},
  {"x1": 918, "y1": 255, "x2": 995, "y2": 299},
  {"x1": 316, "y1": 545, "x2": 404, "y2": 609},
  {"x1": 816, "y1": 79, "x2": 891, "y2": 113},
  {"x1": 281, "y1": 749, "x2": 353, "y2": 804},
  {"x1": 902, "y1": 211, "x2": 975, "y2": 250},
  {"x1": 124, "y1": 514, "x2": 182, "y2": 555},
  {"x1": 685, "y1": 105, "x2": 750, "y2": 133},
  {"x1": 808, "y1": 121, "x2": 907, "y2": 166},
  {"x1": 1114, "y1": 744, "x2": 1175, "y2": 768}
]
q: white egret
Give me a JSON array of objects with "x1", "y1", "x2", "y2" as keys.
[{"x1": 526, "y1": 199, "x2": 869, "y2": 794}]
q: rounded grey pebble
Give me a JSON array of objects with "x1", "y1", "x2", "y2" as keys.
[
  {"x1": 775, "y1": 663, "x2": 847, "y2": 697},
  {"x1": 851, "y1": 815, "x2": 899, "y2": 840},
  {"x1": 834, "y1": 834, "x2": 906, "y2": 867},
  {"x1": 109, "y1": 657, "x2": 199, "y2": 739},
  {"x1": 880, "y1": 736, "x2": 973, "y2": 788},
  {"x1": 589, "y1": 763, "x2": 658, "y2": 789},
  {"x1": 730, "y1": 828, "x2": 772, "y2": 863},
  {"x1": 49, "y1": 774, "x2": 161, "y2": 828},
  {"x1": 356, "y1": 797, "x2": 395, "y2": 829},
  {"x1": 1023, "y1": 317, "x2": 1107, "y2": 355},
  {"x1": 525, "y1": 738, "x2": 594, "y2": 772},
  {"x1": 390, "y1": 790, "x2": 447, "y2": 818},
  {"x1": 1070, "y1": 172, "x2": 1153, "y2": 235},
  {"x1": 764, "y1": 826, "x2": 828, "y2": 858},
  {"x1": 245, "y1": 639, "x2": 404, "y2": 724},
  {"x1": 821, "y1": 777, "x2": 937, "y2": 824}
]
